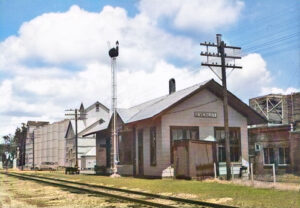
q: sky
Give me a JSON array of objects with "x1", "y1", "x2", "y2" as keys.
[{"x1": 0, "y1": 0, "x2": 299, "y2": 139}]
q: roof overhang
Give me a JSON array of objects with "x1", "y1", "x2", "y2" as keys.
[
  {"x1": 205, "y1": 80, "x2": 267, "y2": 125},
  {"x1": 125, "y1": 79, "x2": 267, "y2": 125}
]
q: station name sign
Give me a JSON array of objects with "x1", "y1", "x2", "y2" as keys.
[{"x1": 194, "y1": 111, "x2": 217, "y2": 118}]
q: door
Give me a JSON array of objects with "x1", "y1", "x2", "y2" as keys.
[
  {"x1": 106, "y1": 137, "x2": 111, "y2": 168},
  {"x1": 138, "y1": 129, "x2": 144, "y2": 176}
]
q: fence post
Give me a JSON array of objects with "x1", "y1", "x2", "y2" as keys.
[
  {"x1": 231, "y1": 164, "x2": 234, "y2": 180},
  {"x1": 251, "y1": 163, "x2": 254, "y2": 184},
  {"x1": 273, "y1": 163, "x2": 276, "y2": 185},
  {"x1": 214, "y1": 162, "x2": 217, "y2": 179}
]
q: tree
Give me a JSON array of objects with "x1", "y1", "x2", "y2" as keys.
[
  {"x1": 1, "y1": 124, "x2": 27, "y2": 169},
  {"x1": 1, "y1": 134, "x2": 14, "y2": 168}
]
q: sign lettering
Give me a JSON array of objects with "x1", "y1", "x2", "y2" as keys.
[{"x1": 194, "y1": 111, "x2": 217, "y2": 118}]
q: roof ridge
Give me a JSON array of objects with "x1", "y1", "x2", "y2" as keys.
[
  {"x1": 123, "y1": 80, "x2": 209, "y2": 122},
  {"x1": 126, "y1": 81, "x2": 205, "y2": 110}
]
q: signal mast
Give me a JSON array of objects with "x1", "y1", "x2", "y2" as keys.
[{"x1": 108, "y1": 41, "x2": 120, "y2": 177}]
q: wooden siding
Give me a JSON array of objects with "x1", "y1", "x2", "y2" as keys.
[{"x1": 129, "y1": 89, "x2": 249, "y2": 177}]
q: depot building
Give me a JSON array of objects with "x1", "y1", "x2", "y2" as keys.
[{"x1": 84, "y1": 79, "x2": 266, "y2": 178}]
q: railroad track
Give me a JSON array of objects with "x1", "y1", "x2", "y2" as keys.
[{"x1": 2, "y1": 172, "x2": 238, "y2": 208}]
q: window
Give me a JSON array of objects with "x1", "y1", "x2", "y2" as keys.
[
  {"x1": 264, "y1": 148, "x2": 275, "y2": 164},
  {"x1": 279, "y1": 147, "x2": 290, "y2": 165},
  {"x1": 95, "y1": 103, "x2": 100, "y2": 112},
  {"x1": 215, "y1": 127, "x2": 241, "y2": 162},
  {"x1": 171, "y1": 127, "x2": 199, "y2": 141},
  {"x1": 150, "y1": 127, "x2": 156, "y2": 166}
]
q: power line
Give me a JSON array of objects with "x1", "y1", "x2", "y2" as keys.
[
  {"x1": 229, "y1": 3, "x2": 299, "y2": 43},
  {"x1": 243, "y1": 32, "x2": 299, "y2": 52},
  {"x1": 238, "y1": 22, "x2": 300, "y2": 48},
  {"x1": 201, "y1": 34, "x2": 242, "y2": 180}
]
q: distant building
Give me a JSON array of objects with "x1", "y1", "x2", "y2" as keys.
[
  {"x1": 24, "y1": 121, "x2": 49, "y2": 169},
  {"x1": 22, "y1": 101, "x2": 109, "y2": 170},
  {"x1": 81, "y1": 147, "x2": 96, "y2": 169},
  {"x1": 65, "y1": 101, "x2": 110, "y2": 169},
  {"x1": 33, "y1": 120, "x2": 69, "y2": 169},
  {"x1": 248, "y1": 92, "x2": 300, "y2": 175},
  {"x1": 85, "y1": 79, "x2": 265, "y2": 178}
]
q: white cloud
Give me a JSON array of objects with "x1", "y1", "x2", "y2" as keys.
[
  {"x1": 0, "y1": 4, "x2": 298, "y2": 137},
  {"x1": 261, "y1": 87, "x2": 300, "y2": 95},
  {"x1": 138, "y1": 0, "x2": 244, "y2": 33},
  {"x1": 0, "y1": 5, "x2": 197, "y2": 73},
  {"x1": 227, "y1": 53, "x2": 272, "y2": 100}
]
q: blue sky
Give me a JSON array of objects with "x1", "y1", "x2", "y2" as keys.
[{"x1": 0, "y1": 0, "x2": 299, "y2": 138}]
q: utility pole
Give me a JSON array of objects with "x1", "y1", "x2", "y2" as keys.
[
  {"x1": 65, "y1": 109, "x2": 86, "y2": 170},
  {"x1": 32, "y1": 131, "x2": 35, "y2": 170},
  {"x1": 21, "y1": 125, "x2": 26, "y2": 171},
  {"x1": 200, "y1": 34, "x2": 242, "y2": 180},
  {"x1": 75, "y1": 109, "x2": 78, "y2": 168}
]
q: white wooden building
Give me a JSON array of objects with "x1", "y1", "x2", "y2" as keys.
[
  {"x1": 65, "y1": 101, "x2": 110, "y2": 169},
  {"x1": 86, "y1": 79, "x2": 266, "y2": 178}
]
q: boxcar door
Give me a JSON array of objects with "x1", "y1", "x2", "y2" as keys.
[{"x1": 138, "y1": 129, "x2": 144, "y2": 176}]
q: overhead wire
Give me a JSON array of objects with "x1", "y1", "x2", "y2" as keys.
[
  {"x1": 238, "y1": 22, "x2": 300, "y2": 48},
  {"x1": 229, "y1": 2, "x2": 299, "y2": 43},
  {"x1": 116, "y1": 3, "x2": 300, "y2": 105},
  {"x1": 243, "y1": 32, "x2": 299, "y2": 52}
]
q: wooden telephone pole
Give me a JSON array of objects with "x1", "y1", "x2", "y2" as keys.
[
  {"x1": 65, "y1": 109, "x2": 86, "y2": 169},
  {"x1": 200, "y1": 34, "x2": 242, "y2": 180}
]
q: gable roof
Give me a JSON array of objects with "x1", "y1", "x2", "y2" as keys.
[
  {"x1": 85, "y1": 101, "x2": 109, "y2": 113},
  {"x1": 117, "y1": 79, "x2": 266, "y2": 125},
  {"x1": 205, "y1": 80, "x2": 267, "y2": 125},
  {"x1": 79, "y1": 102, "x2": 84, "y2": 112},
  {"x1": 118, "y1": 80, "x2": 211, "y2": 123},
  {"x1": 83, "y1": 79, "x2": 267, "y2": 137},
  {"x1": 65, "y1": 101, "x2": 110, "y2": 138}
]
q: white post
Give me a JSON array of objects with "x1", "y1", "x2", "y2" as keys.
[
  {"x1": 109, "y1": 41, "x2": 120, "y2": 178},
  {"x1": 214, "y1": 162, "x2": 217, "y2": 179},
  {"x1": 251, "y1": 163, "x2": 254, "y2": 184},
  {"x1": 273, "y1": 163, "x2": 276, "y2": 185},
  {"x1": 231, "y1": 164, "x2": 234, "y2": 180}
]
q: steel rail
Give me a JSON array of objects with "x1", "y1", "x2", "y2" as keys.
[
  {"x1": 2, "y1": 173, "x2": 176, "y2": 208},
  {"x1": 6, "y1": 172, "x2": 238, "y2": 208}
]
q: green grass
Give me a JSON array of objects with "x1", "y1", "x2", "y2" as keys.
[{"x1": 15, "y1": 171, "x2": 300, "y2": 208}]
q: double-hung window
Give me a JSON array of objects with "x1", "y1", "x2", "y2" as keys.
[
  {"x1": 263, "y1": 148, "x2": 275, "y2": 165},
  {"x1": 279, "y1": 147, "x2": 290, "y2": 165},
  {"x1": 215, "y1": 127, "x2": 241, "y2": 162}
]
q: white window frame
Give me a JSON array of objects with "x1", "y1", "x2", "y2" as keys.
[
  {"x1": 263, "y1": 147, "x2": 275, "y2": 166},
  {"x1": 278, "y1": 147, "x2": 290, "y2": 166}
]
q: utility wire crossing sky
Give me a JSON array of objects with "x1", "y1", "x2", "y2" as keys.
[{"x1": 0, "y1": 0, "x2": 299, "y2": 139}]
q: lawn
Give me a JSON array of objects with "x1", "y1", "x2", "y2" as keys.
[{"x1": 12, "y1": 170, "x2": 300, "y2": 208}]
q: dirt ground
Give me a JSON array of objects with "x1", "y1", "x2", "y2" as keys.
[
  {"x1": 0, "y1": 174, "x2": 139, "y2": 208},
  {"x1": 204, "y1": 178, "x2": 300, "y2": 192}
]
